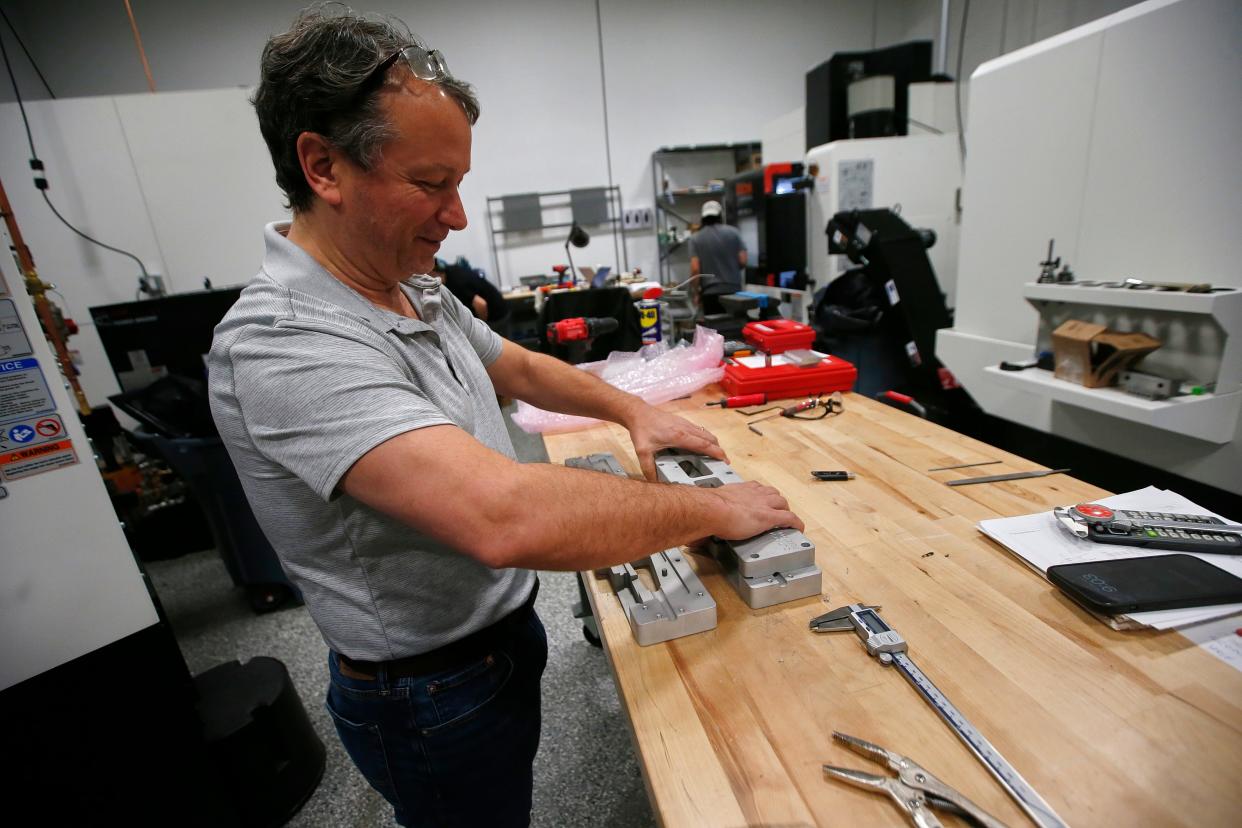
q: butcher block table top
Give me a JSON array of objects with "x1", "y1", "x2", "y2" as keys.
[{"x1": 540, "y1": 388, "x2": 1242, "y2": 827}]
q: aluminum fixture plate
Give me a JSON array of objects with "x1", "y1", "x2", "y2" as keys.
[
  {"x1": 726, "y1": 527, "x2": 816, "y2": 577},
  {"x1": 565, "y1": 453, "x2": 717, "y2": 645},
  {"x1": 720, "y1": 561, "x2": 824, "y2": 609},
  {"x1": 654, "y1": 450, "x2": 823, "y2": 609},
  {"x1": 600, "y1": 554, "x2": 717, "y2": 645}
]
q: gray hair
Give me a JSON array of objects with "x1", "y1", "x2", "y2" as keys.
[{"x1": 253, "y1": 4, "x2": 480, "y2": 212}]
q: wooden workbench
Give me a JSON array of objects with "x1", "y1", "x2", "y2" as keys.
[{"x1": 541, "y1": 388, "x2": 1242, "y2": 828}]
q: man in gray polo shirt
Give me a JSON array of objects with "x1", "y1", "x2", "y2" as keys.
[{"x1": 209, "y1": 9, "x2": 801, "y2": 827}]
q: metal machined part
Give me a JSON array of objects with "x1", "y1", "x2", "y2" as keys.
[
  {"x1": 729, "y1": 565, "x2": 823, "y2": 609},
  {"x1": 565, "y1": 452, "x2": 629, "y2": 478},
  {"x1": 655, "y1": 449, "x2": 823, "y2": 609},
  {"x1": 728, "y1": 527, "x2": 817, "y2": 577},
  {"x1": 653, "y1": 451, "x2": 742, "y2": 488},
  {"x1": 600, "y1": 552, "x2": 717, "y2": 646},
  {"x1": 566, "y1": 453, "x2": 717, "y2": 645}
]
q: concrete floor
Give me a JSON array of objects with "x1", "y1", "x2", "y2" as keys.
[{"x1": 144, "y1": 407, "x2": 656, "y2": 827}]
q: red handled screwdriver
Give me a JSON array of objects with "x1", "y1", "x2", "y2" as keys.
[{"x1": 705, "y1": 393, "x2": 767, "y2": 409}]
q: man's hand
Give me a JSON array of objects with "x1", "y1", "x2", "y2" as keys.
[
  {"x1": 708, "y1": 481, "x2": 805, "y2": 538},
  {"x1": 625, "y1": 405, "x2": 729, "y2": 482}
]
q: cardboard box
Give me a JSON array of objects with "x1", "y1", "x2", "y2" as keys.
[{"x1": 1051, "y1": 320, "x2": 1161, "y2": 388}]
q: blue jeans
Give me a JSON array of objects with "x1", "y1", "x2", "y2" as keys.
[{"x1": 325, "y1": 605, "x2": 548, "y2": 827}]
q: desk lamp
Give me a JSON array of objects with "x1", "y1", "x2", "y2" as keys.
[{"x1": 564, "y1": 222, "x2": 590, "y2": 287}]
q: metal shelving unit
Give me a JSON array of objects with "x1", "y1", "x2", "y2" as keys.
[
  {"x1": 651, "y1": 142, "x2": 760, "y2": 284},
  {"x1": 485, "y1": 186, "x2": 627, "y2": 287}
]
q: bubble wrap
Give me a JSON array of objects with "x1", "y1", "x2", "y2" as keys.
[{"x1": 511, "y1": 326, "x2": 725, "y2": 434}]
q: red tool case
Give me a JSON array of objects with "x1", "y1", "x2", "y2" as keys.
[
  {"x1": 721, "y1": 353, "x2": 857, "y2": 400},
  {"x1": 742, "y1": 319, "x2": 816, "y2": 354}
]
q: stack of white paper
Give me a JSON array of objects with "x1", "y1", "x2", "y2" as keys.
[{"x1": 978, "y1": 486, "x2": 1242, "y2": 630}]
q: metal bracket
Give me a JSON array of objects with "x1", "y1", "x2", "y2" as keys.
[
  {"x1": 654, "y1": 450, "x2": 824, "y2": 609},
  {"x1": 565, "y1": 453, "x2": 717, "y2": 645}
]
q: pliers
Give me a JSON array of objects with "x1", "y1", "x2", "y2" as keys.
[{"x1": 824, "y1": 732, "x2": 1010, "y2": 828}]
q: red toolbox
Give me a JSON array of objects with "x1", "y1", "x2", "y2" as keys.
[
  {"x1": 742, "y1": 319, "x2": 815, "y2": 354},
  {"x1": 721, "y1": 352, "x2": 857, "y2": 400}
]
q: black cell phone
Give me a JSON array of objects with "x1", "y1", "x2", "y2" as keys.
[{"x1": 1047, "y1": 554, "x2": 1242, "y2": 615}]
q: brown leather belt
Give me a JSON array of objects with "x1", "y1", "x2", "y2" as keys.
[{"x1": 336, "y1": 580, "x2": 538, "y2": 681}]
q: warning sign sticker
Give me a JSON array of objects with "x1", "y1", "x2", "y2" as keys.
[
  {"x1": 0, "y1": 413, "x2": 66, "y2": 451},
  {"x1": 0, "y1": 357, "x2": 55, "y2": 423},
  {"x1": 1, "y1": 437, "x2": 79, "y2": 481}
]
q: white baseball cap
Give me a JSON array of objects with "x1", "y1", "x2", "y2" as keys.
[{"x1": 701, "y1": 200, "x2": 722, "y2": 218}]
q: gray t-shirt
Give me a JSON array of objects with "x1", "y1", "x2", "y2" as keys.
[
  {"x1": 688, "y1": 223, "x2": 746, "y2": 289},
  {"x1": 207, "y1": 222, "x2": 535, "y2": 660}
]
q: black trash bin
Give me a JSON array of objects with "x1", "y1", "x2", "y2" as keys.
[{"x1": 196, "y1": 657, "x2": 325, "y2": 828}]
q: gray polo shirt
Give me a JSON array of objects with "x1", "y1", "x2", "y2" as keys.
[
  {"x1": 208, "y1": 222, "x2": 535, "y2": 660},
  {"x1": 689, "y1": 223, "x2": 746, "y2": 289}
]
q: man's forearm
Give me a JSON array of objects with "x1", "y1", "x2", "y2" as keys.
[
  {"x1": 510, "y1": 349, "x2": 645, "y2": 427},
  {"x1": 487, "y1": 462, "x2": 725, "y2": 570},
  {"x1": 342, "y1": 423, "x2": 795, "y2": 572}
]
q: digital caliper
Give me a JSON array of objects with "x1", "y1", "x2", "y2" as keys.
[{"x1": 811, "y1": 603, "x2": 1070, "y2": 828}]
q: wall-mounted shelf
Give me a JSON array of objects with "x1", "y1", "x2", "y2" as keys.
[
  {"x1": 1022, "y1": 282, "x2": 1241, "y2": 315},
  {"x1": 1022, "y1": 281, "x2": 1241, "y2": 397},
  {"x1": 984, "y1": 365, "x2": 1240, "y2": 444}
]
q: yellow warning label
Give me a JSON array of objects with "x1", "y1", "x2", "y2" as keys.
[{"x1": 1, "y1": 437, "x2": 79, "y2": 481}]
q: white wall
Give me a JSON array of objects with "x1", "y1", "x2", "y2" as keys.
[
  {"x1": 595, "y1": 0, "x2": 877, "y2": 278},
  {"x1": 892, "y1": 0, "x2": 1143, "y2": 80},
  {"x1": 0, "y1": 89, "x2": 289, "y2": 410}
]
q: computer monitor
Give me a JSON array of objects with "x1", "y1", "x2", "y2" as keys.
[{"x1": 89, "y1": 288, "x2": 243, "y2": 393}]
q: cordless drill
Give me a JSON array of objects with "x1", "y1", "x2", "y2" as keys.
[{"x1": 546, "y1": 316, "x2": 619, "y2": 363}]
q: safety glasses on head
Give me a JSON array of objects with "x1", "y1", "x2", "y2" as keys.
[{"x1": 355, "y1": 44, "x2": 450, "y2": 102}]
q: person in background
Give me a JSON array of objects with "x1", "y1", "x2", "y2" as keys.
[
  {"x1": 688, "y1": 199, "x2": 747, "y2": 312},
  {"x1": 433, "y1": 257, "x2": 507, "y2": 322}
]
